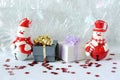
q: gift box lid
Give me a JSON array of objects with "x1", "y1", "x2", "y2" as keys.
[{"x1": 33, "y1": 40, "x2": 58, "y2": 56}]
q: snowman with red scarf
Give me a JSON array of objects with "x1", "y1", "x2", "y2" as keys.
[
  {"x1": 85, "y1": 20, "x2": 109, "y2": 61},
  {"x1": 10, "y1": 18, "x2": 33, "y2": 60}
]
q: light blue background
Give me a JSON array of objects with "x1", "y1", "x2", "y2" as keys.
[{"x1": 0, "y1": 0, "x2": 120, "y2": 53}]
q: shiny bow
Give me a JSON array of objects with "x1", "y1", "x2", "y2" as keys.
[
  {"x1": 65, "y1": 36, "x2": 80, "y2": 45},
  {"x1": 34, "y1": 34, "x2": 53, "y2": 46}
]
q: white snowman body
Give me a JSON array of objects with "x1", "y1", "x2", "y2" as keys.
[
  {"x1": 10, "y1": 18, "x2": 33, "y2": 60},
  {"x1": 85, "y1": 20, "x2": 109, "y2": 61},
  {"x1": 85, "y1": 31, "x2": 109, "y2": 56}
]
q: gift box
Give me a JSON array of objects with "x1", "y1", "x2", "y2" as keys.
[
  {"x1": 59, "y1": 36, "x2": 86, "y2": 62},
  {"x1": 33, "y1": 40, "x2": 58, "y2": 62}
]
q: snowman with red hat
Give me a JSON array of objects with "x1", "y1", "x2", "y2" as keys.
[
  {"x1": 85, "y1": 20, "x2": 109, "y2": 61},
  {"x1": 10, "y1": 18, "x2": 33, "y2": 60}
]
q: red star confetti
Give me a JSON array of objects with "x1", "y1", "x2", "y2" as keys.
[
  {"x1": 86, "y1": 72, "x2": 91, "y2": 74},
  {"x1": 18, "y1": 66, "x2": 26, "y2": 69},
  {"x1": 41, "y1": 63, "x2": 53, "y2": 70},
  {"x1": 83, "y1": 66, "x2": 87, "y2": 69},
  {"x1": 109, "y1": 53, "x2": 115, "y2": 56},
  {"x1": 5, "y1": 68, "x2": 10, "y2": 70},
  {"x1": 80, "y1": 64, "x2": 87, "y2": 67},
  {"x1": 8, "y1": 71, "x2": 13, "y2": 73},
  {"x1": 43, "y1": 71, "x2": 47, "y2": 73},
  {"x1": 9, "y1": 73, "x2": 15, "y2": 76},
  {"x1": 105, "y1": 58, "x2": 112, "y2": 61},
  {"x1": 68, "y1": 65, "x2": 72, "y2": 67},
  {"x1": 67, "y1": 71, "x2": 70, "y2": 73},
  {"x1": 42, "y1": 63, "x2": 49, "y2": 67},
  {"x1": 15, "y1": 66, "x2": 26, "y2": 70},
  {"x1": 3, "y1": 64, "x2": 10, "y2": 67},
  {"x1": 8, "y1": 71, "x2": 14, "y2": 76},
  {"x1": 88, "y1": 62, "x2": 93, "y2": 67},
  {"x1": 95, "y1": 64, "x2": 102, "y2": 67},
  {"x1": 62, "y1": 61, "x2": 66, "y2": 64},
  {"x1": 71, "y1": 72, "x2": 75, "y2": 74},
  {"x1": 61, "y1": 68, "x2": 68, "y2": 73},
  {"x1": 56, "y1": 68, "x2": 60, "y2": 70},
  {"x1": 51, "y1": 72, "x2": 58, "y2": 75},
  {"x1": 11, "y1": 68, "x2": 16, "y2": 70},
  {"x1": 95, "y1": 74, "x2": 100, "y2": 77},
  {"x1": 28, "y1": 61, "x2": 38, "y2": 66},
  {"x1": 49, "y1": 66, "x2": 53, "y2": 68},
  {"x1": 5, "y1": 59, "x2": 10, "y2": 62},
  {"x1": 111, "y1": 70, "x2": 116, "y2": 73},
  {"x1": 25, "y1": 72, "x2": 30, "y2": 74},
  {"x1": 46, "y1": 67, "x2": 52, "y2": 70},
  {"x1": 94, "y1": 63, "x2": 98, "y2": 65},
  {"x1": 113, "y1": 62, "x2": 117, "y2": 64},
  {"x1": 112, "y1": 67, "x2": 117, "y2": 69},
  {"x1": 75, "y1": 61, "x2": 79, "y2": 64}
]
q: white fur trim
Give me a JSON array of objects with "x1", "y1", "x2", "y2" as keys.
[
  {"x1": 10, "y1": 44, "x2": 15, "y2": 51},
  {"x1": 15, "y1": 41, "x2": 26, "y2": 46},
  {"x1": 14, "y1": 52, "x2": 28, "y2": 60},
  {"x1": 103, "y1": 43, "x2": 109, "y2": 51},
  {"x1": 85, "y1": 52, "x2": 90, "y2": 56},
  {"x1": 25, "y1": 44, "x2": 31, "y2": 51},
  {"x1": 91, "y1": 40, "x2": 98, "y2": 47},
  {"x1": 18, "y1": 26, "x2": 28, "y2": 30}
]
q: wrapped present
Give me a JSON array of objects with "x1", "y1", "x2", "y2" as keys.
[
  {"x1": 59, "y1": 36, "x2": 86, "y2": 62},
  {"x1": 33, "y1": 34, "x2": 58, "y2": 62}
]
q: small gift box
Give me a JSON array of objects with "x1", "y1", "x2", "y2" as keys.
[
  {"x1": 33, "y1": 35, "x2": 59, "y2": 62},
  {"x1": 59, "y1": 36, "x2": 86, "y2": 62}
]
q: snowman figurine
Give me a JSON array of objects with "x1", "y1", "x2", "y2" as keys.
[
  {"x1": 10, "y1": 18, "x2": 33, "y2": 60},
  {"x1": 85, "y1": 20, "x2": 109, "y2": 61}
]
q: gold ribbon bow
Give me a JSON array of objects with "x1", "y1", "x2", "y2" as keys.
[{"x1": 34, "y1": 34, "x2": 53, "y2": 63}]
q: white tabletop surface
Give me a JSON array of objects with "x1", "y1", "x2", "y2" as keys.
[{"x1": 0, "y1": 47, "x2": 120, "y2": 80}]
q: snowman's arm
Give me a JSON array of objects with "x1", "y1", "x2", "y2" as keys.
[
  {"x1": 10, "y1": 38, "x2": 18, "y2": 51},
  {"x1": 10, "y1": 43, "x2": 16, "y2": 51},
  {"x1": 28, "y1": 40, "x2": 33, "y2": 46},
  {"x1": 90, "y1": 40, "x2": 98, "y2": 47},
  {"x1": 10, "y1": 41, "x2": 26, "y2": 52},
  {"x1": 25, "y1": 44, "x2": 31, "y2": 51},
  {"x1": 12, "y1": 37, "x2": 19, "y2": 44},
  {"x1": 86, "y1": 40, "x2": 98, "y2": 49},
  {"x1": 103, "y1": 43, "x2": 109, "y2": 52}
]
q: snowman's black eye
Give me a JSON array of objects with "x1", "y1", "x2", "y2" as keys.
[{"x1": 21, "y1": 30, "x2": 24, "y2": 32}]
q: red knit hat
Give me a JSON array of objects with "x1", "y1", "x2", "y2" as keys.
[
  {"x1": 93, "y1": 20, "x2": 108, "y2": 32},
  {"x1": 20, "y1": 18, "x2": 32, "y2": 28}
]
